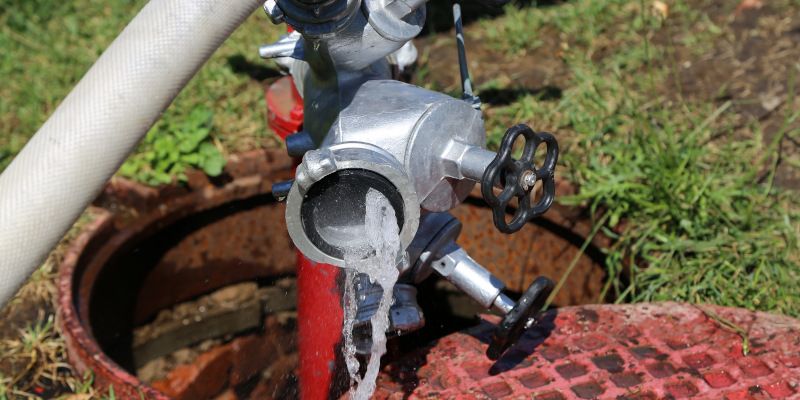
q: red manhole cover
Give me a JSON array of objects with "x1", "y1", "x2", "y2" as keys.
[{"x1": 376, "y1": 302, "x2": 800, "y2": 399}]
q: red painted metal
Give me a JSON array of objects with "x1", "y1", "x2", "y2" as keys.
[
  {"x1": 267, "y1": 73, "x2": 344, "y2": 400},
  {"x1": 266, "y1": 75, "x2": 304, "y2": 140},
  {"x1": 375, "y1": 303, "x2": 800, "y2": 399},
  {"x1": 56, "y1": 150, "x2": 295, "y2": 399},
  {"x1": 297, "y1": 257, "x2": 344, "y2": 399},
  {"x1": 57, "y1": 208, "x2": 170, "y2": 400}
]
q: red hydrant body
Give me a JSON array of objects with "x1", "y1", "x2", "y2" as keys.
[{"x1": 267, "y1": 75, "x2": 344, "y2": 399}]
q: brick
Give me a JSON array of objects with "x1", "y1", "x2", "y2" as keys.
[
  {"x1": 763, "y1": 380, "x2": 796, "y2": 398},
  {"x1": 230, "y1": 335, "x2": 278, "y2": 386},
  {"x1": 617, "y1": 392, "x2": 658, "y2": 400},
  {"x1": 151, "y1": 346, "x2": 233, "y2": 400},
  {"x1": 683, "y1": 352, "x2": 716, "y2": 369},
  {"x1": 482, "y1": 381, "x2": 513, "y2": 399},
  {"x1": 539, "y1": 345, "x2": 569, "y2": 362},
  {"x1": 535, "y1": 391, "x2": 565, "y2": 400},
  {"x1": 645, "y1": 361, "x2": 677, "y2": 378},
  {"x1": 737, "y1": 358, "x2": 773, "y2": 378},
  {"x1": 629, "y1": 346, "x2": 662, "y2": 360},
  {"x1": 779, "y1": 355, "x2": 800, "y2": 368},
  {"x1": 576, "y1": 308, "x2": 599, "y2": 323},
  {"x1": 570, "y1": 381, "x2": 605, "y2": 399},
  {"x1": 213, "y1": 388, "x2": 238, "y2": 400},
  {"x1": 517, "y1": 371, "x2": 550, "y2": 389},
  {"x1": 723, "y1": 388, "x2": 759, "y2": 400},
  {"x1": 575, "y1": 334, "x2": 606, "y2": 351},
  {"x1": 555, "y1": 362, "x2": 588, "y2": 379},
  {"x1": 615, "y1": 325, "x2": 642, "y2": 341},
  {"x1": 665, "y1": 338, "x2": 692, "y2": 350},
  {"x1": 665, "y1": 380, "x2": 700, "y2": 398},
  {"x1": 463, "y1": 361, "x2": 492, "y2": 380},
  {"x1": 610, "y1": 371, "x2": 644, "y2": 388},
  {"x1": 591, "y1": 352, "x2": 625, "y2": 373},
  {"x1": 703, "y1": 370, "x2": 736, "y2": 388}
]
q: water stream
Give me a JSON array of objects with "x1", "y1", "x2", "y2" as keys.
[{"x1": 342, "y1": 188, "x2": 402, "y2": 400}]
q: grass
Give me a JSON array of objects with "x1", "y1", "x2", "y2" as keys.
[
  {"x1": 478, "y1": 0, "x2": 800, "y2": 316},
  {"x1": 0, "y1": 0, "x2": 283, "y2": 181},
  {"x1": 0, "y1": 210, "x2": 103, "y2": 399},
  {"x1": 1, "y1": 316, "x2": 64, "y2": 393}
]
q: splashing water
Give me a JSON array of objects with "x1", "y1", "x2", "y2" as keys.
[{"x1": 342, "y1": 189, "x2": 402, "y2": 400}]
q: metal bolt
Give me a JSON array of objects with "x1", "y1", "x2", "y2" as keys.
[
  {"x1": 524, "y1": 317, "x2": 535, "y2": 329},
  {"x1": 520, "y1": 170, "x2": 537, "y2": 191},
  {"x1": 264, "y1": 0, "x2": 285, "y2": 24},
  {"x1": 272, "y1": 180, "x2": 294, "y2": 202}
]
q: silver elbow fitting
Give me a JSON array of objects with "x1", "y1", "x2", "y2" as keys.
[
  {"x1": 285, "y1": 143, "x2": 420, "y2": 266},
  {"x1": 283, "y1": 80, "x2": 489, "y2": 266}
]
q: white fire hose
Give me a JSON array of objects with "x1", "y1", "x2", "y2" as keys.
[{"x1": 0, "y1": 0, "x2": 263, "y2": 305}]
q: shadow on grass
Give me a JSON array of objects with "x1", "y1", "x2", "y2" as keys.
[
  {"x1": 480, "y1": 85, "x2": 563, "y2": 106},
  {"x1": 227, "y1": 55, "x2": 283, "y2": 82},
  {"x1": 422, "y1": 0, "x2": 566, "y2": 34}
]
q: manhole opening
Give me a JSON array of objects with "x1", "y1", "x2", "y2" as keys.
[{"x1": 67, "y1": 180, "x2": 605, "y2": 398}]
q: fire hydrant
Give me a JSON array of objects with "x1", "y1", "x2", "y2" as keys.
[{"x1": 261, "y1": 0, "x2": 560, "y2": 396}]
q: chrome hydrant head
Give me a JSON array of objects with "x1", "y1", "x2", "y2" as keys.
[
  {"x1": 285, "y1": 142, "x2": 420, "y2": 266},
  {"x1": 282, "y1": 79, "x2": 489, "y2": 267},
  {"x1": 263, "y1": 0, "x2": 561, "y2": 358}
]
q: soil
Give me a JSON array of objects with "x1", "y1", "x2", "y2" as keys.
[
  {"x1": 413, "y1": 0, "x2": 800, "y2": 187},
  {"x1": 0, "y1": 298, "x2": 56, "y2": 382},
  {"x1": 413, "y1": 25, "x2": 569, "y2": 106},
  {"x1": 673, "y1": 3, "x2": 800, "y2": 187}
]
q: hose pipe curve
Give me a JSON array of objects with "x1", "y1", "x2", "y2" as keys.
[{"x1": 0, "y1": 0, "x2": 263, "y2": 305}]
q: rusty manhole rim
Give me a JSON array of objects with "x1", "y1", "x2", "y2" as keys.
[
  {"x1": 55, "y1": 208, "x2": 163, "y2": 397},
  {"x1": 55, "y1": 149, "x2": 605, "y2": 397},
  {"x1": 375, "y1": 302, "x2": 800, "y2": 399},
  {"x1": 56, "y1": 149, "x2": 295, "y2": 398}
]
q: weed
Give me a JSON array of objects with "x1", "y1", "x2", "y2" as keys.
[
  {"x1": 1, "y1": 314, "x2": 72, "y2": 396},
  {"x1": 483, "y1": 0, "x2": 800, "y2": 316},
  {"x1": 119, "y1": 106, "x2": 226, "y2": 185},
  {"x1": 64, "y1": 372, "x2": 95, "y2": 397},
  {"x1": 0, "y1": 209, "x2": 99, "y2": 399},
  {"x1": 0, "y1": 374, "x2": 8, "y2": 400},
  {"x1": 564, "y1": 101, "x2": 800, "y2": 315},
  {"x1": 100, "y1": 386, "x2": 116, "y2": 400},
  {"x1": 0, "y1": 1, "x2": 283, "y2": 182},
  {"x1": 477, "y1": 3, "x2": 543, "y2": 55}
]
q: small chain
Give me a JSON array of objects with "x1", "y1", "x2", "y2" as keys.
[{"x1": 452, "y1": 1, "x2": 481, "y2": 110}]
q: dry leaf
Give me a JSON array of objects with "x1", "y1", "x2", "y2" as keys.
[
  {"x1": 736, "y1": 0, "x2": 764, "y2": 14},
  {"x1": 652, "y1": 1, "x2": 669, "y2": 18}
]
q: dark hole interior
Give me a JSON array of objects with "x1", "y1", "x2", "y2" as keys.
[
  {"x1": 300, "y1": 169, "x2": 405, "y2": 259},
  {"x1": 86, "y1": 193, "x2": 281, "y2": 371},
  {"x1": 74, "y1": 188, "x2": 605, "y2": 399}
]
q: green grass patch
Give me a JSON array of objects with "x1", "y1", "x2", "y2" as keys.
[
  {"x1": 119, "y1": 107, "x2": 225, "y2": 185},
  {"x1": 2, "y1": 0, "x2": 799, "y2": 318},
  {"x1": 0, "y1": 0, "x2": 283, "y2": 182},
  {"x1": 479, "y1": 0, "x2": 800, "y2": 316},
  {"x1": 564, "y1": 94, "x2": 800, "y2": 315}
]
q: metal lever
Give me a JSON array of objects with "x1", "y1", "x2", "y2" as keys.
[
  {"x1": 486, "y1": 276, "x2": 553, "y2": 360},
  {"x1": 481, "y1": 124, "x2": 558, "y2": 234},
  {"x1": 430, "y1": 242, "x2": 553, "y2": 360}
]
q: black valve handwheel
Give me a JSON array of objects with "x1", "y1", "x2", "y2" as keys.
[
  {"x1": 481, "y1": 124, "x2": 558, "y2": 234},
  {"x1": 486, "y1": 276, "x2": 554, "y2": 360}
]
